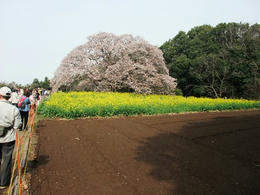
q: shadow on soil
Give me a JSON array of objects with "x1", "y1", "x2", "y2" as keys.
[
  {"x1": 30, "y1": 155, "x2": 50, "y2": 169},
  {"x1": 135, "y1": 113, "x2": 260, "y2": 195}
]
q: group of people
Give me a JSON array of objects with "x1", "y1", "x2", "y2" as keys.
[
  {"x1": 0, "y1": 86, "x2": 48, "y2": 190},
  {"x1": 8, "y1": 88, "x2": 41, "y2": 130}
]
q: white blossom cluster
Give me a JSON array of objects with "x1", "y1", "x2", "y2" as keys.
[{"x1": 51, "y1": 32, "x2": 177, "y2": 94}]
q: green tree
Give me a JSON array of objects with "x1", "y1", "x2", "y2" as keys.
[
  {"x1": 40, "y1": 77, "x2": 51, "y2": 89},
  {"x1": 30, "y1": 77, "x2": 51, "y2": 89},
  {"x1": 31, "y1": 78, "x2": 41, "y2": 89},
  {"x1": 160, "y1": 22, "x2": 260, "y2": 99}
]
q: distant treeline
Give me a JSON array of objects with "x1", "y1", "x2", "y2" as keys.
[
  {"x1": 160, "y1": 22, "x2": 260, "y2": 99},
  {"x1": 0, "y1": 77, "x2": 50, "y2": 90}
]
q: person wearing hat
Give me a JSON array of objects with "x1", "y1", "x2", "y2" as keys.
[{"x1": 0, "y1": 86, "x2": 22, "y2": 190}]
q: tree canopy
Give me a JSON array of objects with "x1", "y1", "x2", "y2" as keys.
[
  {"x1": 31, "y1": 77, "x2": 51, "y2": 89},
  {"x1": 160, "y1": 22, "x2": 260, "y2": 99},
  {"x1": 51, "y1": 32, "x2": 177, "y2": 95},
  {"x1": 0, "y1": 77, "x2": 51, "y2": 90}
]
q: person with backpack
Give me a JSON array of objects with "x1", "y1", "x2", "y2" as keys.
[
  {"x1": 0, "y1": 86, "x2": 22, "y2": 190},
  {"x1": 18, "y1": 90, "x2": 31, "y2": 130}
]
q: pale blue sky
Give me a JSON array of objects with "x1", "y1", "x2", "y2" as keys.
[{"x1": 0, "y1": 0, "x2": 259, "y2": 85}]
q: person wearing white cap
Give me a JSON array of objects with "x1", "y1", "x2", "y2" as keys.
[{"x1": 0, "y1": 86, "x2": 22, "y2": 190}]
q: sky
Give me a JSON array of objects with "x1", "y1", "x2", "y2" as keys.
[{"x1": 0, "y1": 0, "x2": 260, "y2": 85}]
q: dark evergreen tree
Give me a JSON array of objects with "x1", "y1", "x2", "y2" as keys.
[{"x1": 160, "y1": 22, "x2": 260, "y2": 99}]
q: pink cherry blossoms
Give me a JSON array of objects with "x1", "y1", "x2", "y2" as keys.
[{"x1": 51, "y1": 32, "x2": 177, "y2": 94}]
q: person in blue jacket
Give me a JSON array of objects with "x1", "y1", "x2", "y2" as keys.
[{"x1": 18, "y1": 90, "x2": 31, "y2": 130}]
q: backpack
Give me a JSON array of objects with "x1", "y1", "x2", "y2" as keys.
[
  {"x1": 0, "y1": 101, "x2": 13, "y2": 137},
  {"x1": 18, "y1": 96, "x2": 26, "y2": 109},
  {"x1": 0, "y1": 125, "x2": 12, "y2": 137}
]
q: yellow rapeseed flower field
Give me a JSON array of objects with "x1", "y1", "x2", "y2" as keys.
[{"x1": 38, "y1": 92, "x2": 260, "y2": 118}]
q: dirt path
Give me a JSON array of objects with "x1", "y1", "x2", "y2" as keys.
[{"x1": 31, "y1": 110, "x2": 260, "y2": 195}]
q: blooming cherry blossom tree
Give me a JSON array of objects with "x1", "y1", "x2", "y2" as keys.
[{"x1": 51, "y1": 32, "x2": 177, "y2": 94}]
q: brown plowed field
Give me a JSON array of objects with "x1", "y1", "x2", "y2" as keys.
[{"x1": 31, "y1": 110, "x2": 260, "y2": 195}]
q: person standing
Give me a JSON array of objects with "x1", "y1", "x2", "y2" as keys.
[
  {"x1": 8, "y1": 89, "x2": 19, "y2": 107},
  {"x1": 18, "y1": 88, "x2": 23, "y2": 98},
  {"x1": 0, "y1": 86, "x2": 22, "y2": 189},
  {"x1": 18, "y1": 90, "x2": 31, "y2": 130}
]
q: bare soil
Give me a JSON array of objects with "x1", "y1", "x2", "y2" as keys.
[{"x1": 31, "y1": 110, "x2": 260, "y2": 195}]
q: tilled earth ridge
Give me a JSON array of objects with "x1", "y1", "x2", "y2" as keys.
[{"x1": 31, "y1": 110, "x2": 260, "y2": 195}]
